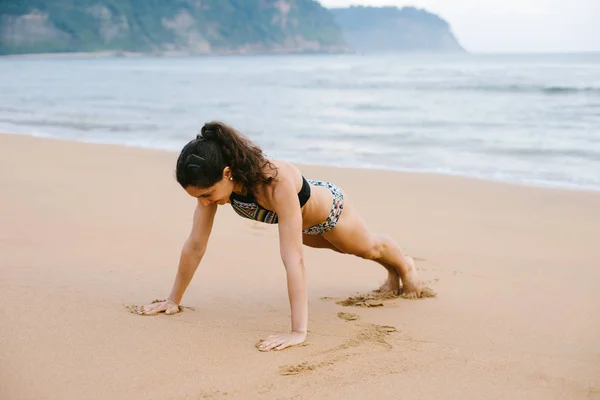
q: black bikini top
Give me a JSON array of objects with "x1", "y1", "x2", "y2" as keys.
[{"x1": 229, "y1": 177, "x2": 311, "y2": 224}]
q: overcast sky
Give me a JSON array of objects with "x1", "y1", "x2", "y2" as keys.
[{"x1": 318, "y1": 0, "x2": 600, "y2": 53}]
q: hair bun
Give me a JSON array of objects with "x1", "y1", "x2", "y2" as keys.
[{"x1": 200, "y1": 123, "x2": 218, "y2": 140}]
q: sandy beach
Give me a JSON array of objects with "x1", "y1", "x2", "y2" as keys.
[{"x1": 1, "y1": 133, "x2": 599, "y2": 400}]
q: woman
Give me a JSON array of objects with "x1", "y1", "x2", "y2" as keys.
[{"x1": 140, "y1": 121, "x2": 422, "y2": 351}]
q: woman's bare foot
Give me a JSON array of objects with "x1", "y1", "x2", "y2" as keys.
[
  {"x1": 400, "y1": 256, "x2": 422, "y2": 299},
  {"x1": 375, "y1": 270, "x2": 401, "y2": 294}
]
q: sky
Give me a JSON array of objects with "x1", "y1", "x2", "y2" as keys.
[{"x1": 318, "y1": 0, "x2": 600, "y2": 53}]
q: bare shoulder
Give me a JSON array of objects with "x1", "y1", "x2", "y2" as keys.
[
  {"x1": 271, "y1": 159, "x2": 302, "y2": 180},
  {"x1": 262, "y1": 159, "x2": 303, "y2": 201}
]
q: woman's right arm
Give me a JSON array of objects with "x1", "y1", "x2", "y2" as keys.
[
  {"x1": 141, "y1": 201, "x2": 217, "y2": 315},
  {"x1": 168, "y1": 201, "x2": 217, "y2": 303}
]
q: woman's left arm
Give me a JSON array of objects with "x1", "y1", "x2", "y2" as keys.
[{"x1": 257, "y1": 176, "x2": 307, "y2": 351}]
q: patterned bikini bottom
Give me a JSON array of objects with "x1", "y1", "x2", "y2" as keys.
[{"x1": 302, "y1": 180, "x2": 344, "y2": 236}]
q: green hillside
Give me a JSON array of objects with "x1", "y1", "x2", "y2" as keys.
[{"x1": 0, "y1": 0, "x2": 346, "y2": 55}]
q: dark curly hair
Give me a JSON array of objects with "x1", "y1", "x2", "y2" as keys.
[{"x1": 176, "y1": 121, "x2": 277, "y2": 194}]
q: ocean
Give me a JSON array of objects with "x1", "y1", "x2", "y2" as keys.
[{"x1": 1, "y1": 52, "x2": 599, "y2": 191}]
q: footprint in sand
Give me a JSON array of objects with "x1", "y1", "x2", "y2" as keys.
[
  {"x1": 337, "y1": 312, "x2": 360, "y2": 321},
  {"x1": 330, "y1": 286, "x2": 436, "y2": 308}
]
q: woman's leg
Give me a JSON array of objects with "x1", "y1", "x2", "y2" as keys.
[
  {"x1": 302, "y1": 234, "x2": 343, "y2": 253},
  {"x1": 303, "y1": 231, "x2": 404, "y2": 292},
  {"x1": 322, "y1": 194, "x2": 422, "y2": 298}
]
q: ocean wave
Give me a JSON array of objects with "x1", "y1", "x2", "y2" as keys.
[
  {"x1": 459, "y1": 84, "x2": 600, "y2": 95},
  {"x1": 0, "y1": 117, "x2": 159, "y2": 132},
  {"x1": 297, "y1": 78, "x2": 600, "y2": 95},
  {"x1": 344, "y1": 103, "x2": 398, "y2": 112},
  {"x1": 484, "y1": 147, "x2": 600, "y2": 162}
]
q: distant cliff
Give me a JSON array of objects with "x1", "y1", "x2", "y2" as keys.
[
  {"x1": 0, "y1": 0, "x2": 346, "y2": 55},
  {"x1": 329, "y1": 6, "x2": 464, "y2": 53},
  {"x1": 0, "y1": 2, "x2": 464, "y2": 56}
]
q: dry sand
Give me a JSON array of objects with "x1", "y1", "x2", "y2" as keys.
[{"x1": 1, "y1": 133, "x2": 599, "y2": 399}]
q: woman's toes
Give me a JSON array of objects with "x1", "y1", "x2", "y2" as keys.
[{"x1": 401, "y1": 291, "x2": 418, "y2": 299}]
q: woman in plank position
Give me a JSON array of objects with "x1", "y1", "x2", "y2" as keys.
[{"x1": 140, "y1": 121, "x2": 422, "y2": 351}]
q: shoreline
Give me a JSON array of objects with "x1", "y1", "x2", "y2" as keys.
[{"x1": 1, "y1": 130, "x2": 597, "y2": 194}]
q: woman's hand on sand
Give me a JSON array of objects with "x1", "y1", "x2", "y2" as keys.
[
  {"x1": 257, "y1": 331, "x2": 307, "y2": 351},
  {"x1": 138, "y1": 299, "x2": 180, "y2": 316}
]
